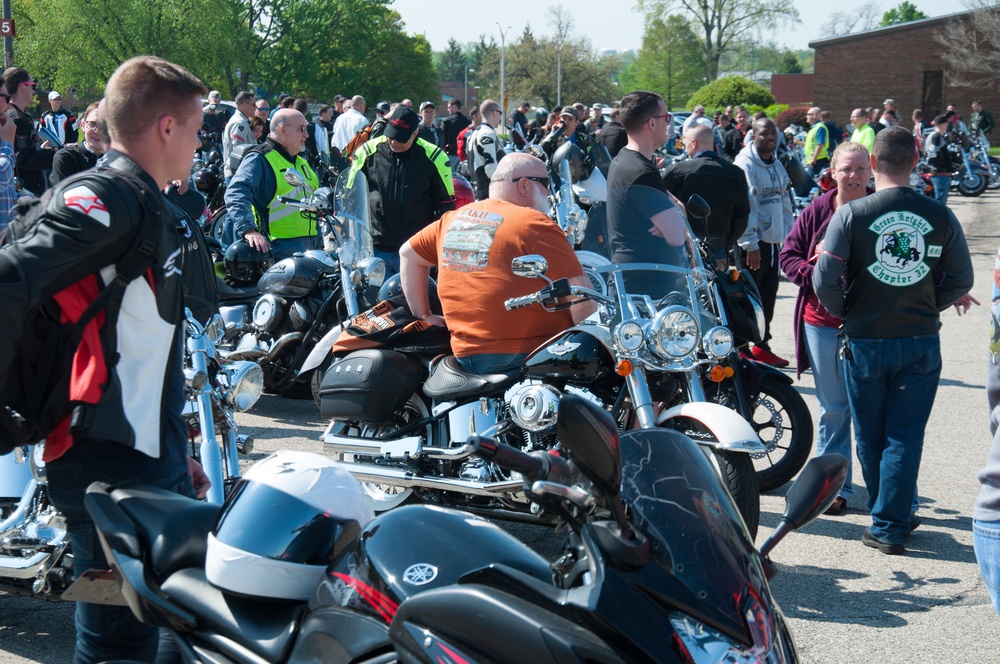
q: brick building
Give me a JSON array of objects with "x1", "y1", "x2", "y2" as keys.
[{"x1": 810, "y1": 9, "x2": 1000, "y2": 130}]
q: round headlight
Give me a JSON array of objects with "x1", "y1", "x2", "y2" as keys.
[
  {"x1": 615, "y1": 321, "x2": 645, "y2": 351},
  {"x1": 361, "y1": 257, "x2": 386, "y2": 290},
  {"x1": 221, "y1": 361, "x2": 264, "y2": 412},
  {"x1": 648, "y1": 306, "x2": 700, "y2": 359},
  {"x1": 703, "y1": 326, "x2": 734, "y2": 359}
]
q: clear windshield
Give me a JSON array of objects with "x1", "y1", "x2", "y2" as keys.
[{"x1": 335, "y1": 170, "x2": 374, "y2": 268}]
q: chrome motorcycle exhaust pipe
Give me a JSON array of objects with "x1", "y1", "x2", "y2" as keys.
[
  {"x1": 265, "y1": 332, "x2": 304, "y2": 364},
  {"x1": 344, "y1": 463, "x2": 522, "y2": 497},
  {"x1": 0, "y1": 479, "x2": 65, "y2": 579},
  {"x1": 324, "y1": 433, "x2": 474, "y2": 461}
]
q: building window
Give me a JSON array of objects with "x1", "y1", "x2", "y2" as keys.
[{"x1": 922, "y1": 71, "x2": 943, "y2": 117}]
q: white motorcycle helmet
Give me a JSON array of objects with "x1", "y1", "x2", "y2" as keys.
[{"x1": 205, "y1": 450, "x2": 374, "y2": 601}]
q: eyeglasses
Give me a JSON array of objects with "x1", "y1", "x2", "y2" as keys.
[
  {"x1": 511, "y1": 175, "x2": 550, "y2": 189},
  {"x1": 648, "y1": 113, "x2": 670, "y2": 121},
  {"x1": 256, "y1": 106, "x2": 269, "y2": 112},
  {"x1": 836, "y1": 167, "x2": 870, "y2": 176},
  {"x1": 84, "y1": 121, "x2": 99, "y2": 130}
]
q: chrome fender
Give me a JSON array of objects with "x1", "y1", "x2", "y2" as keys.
[
  {"x1": 656, "y1": 402, "x2": 764, "y2": 453},
  {"x1": 300, "y1": 326, "x2": 342, "y2": 374}
]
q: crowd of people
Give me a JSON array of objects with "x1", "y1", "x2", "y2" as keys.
[{"x1": 0, "y1": 54, "x2": 997, "y2": 664}]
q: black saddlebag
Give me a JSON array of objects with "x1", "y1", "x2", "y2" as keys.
[{"x1": 319, "y1": 349, "x2": 425, "y2": 422}]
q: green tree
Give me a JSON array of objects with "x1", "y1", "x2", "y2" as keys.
[
  {"x1": 436, "y1": 38, "x2": 469, "y2": 83},
  {"x1": 776, "y1": 50, "x2": 803, "y2": 74},
  {"x1": 879, "y1": 1, "x2": 929, "y2": 27},
  {"x1": 621, "y1": 15, "x2": 705, "y2": 109},
  {"x1": 686, "y1": 75, "x2": 774, "y2": 109},
  {"x1": 637, "y1": 0, "x2": 800, "y2": 82}
]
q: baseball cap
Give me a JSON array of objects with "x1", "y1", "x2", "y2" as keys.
[
  {"x1": 592, "y1": 102, "x2": 602, "y2": 109},
  {"x1": 933, "y1": 113, "x2": 950, "y2": 125},
  {"x1": 419, "y1": 101, "x2": 436, "y2": 111},
  {"x1": 48, "y1": 91, "x2": 61, "y2": 100},
  {"x1": 883, "y1": 98, "x2": 895, "y2": 105},
  {"x1": 333, "y1": 94, "x2": 346, "y2": 102},
  {"x1": 384, "y1": 107, "x2": 420, "y2": 142},
  {"x1": 559, "y1": 108, "x2": 576, "y2": 118},
  {"x1": 376, "y1": 101, "x2": 390, "y2": 114}
]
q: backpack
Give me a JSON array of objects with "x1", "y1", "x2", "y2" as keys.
[
  {"x1": 345, "y1": 122, "x2": 375, "y2": 160},
  {"x1": 0, "y1": 168, "x2": 164, "y2": 455}
]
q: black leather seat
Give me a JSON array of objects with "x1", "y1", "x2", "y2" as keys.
[
  {"x1": 216, "y1": 278, "x2": 260, "y2": 303},
  {"x1": 422, "y1": 355, "x2": 521, "y2": 401}
]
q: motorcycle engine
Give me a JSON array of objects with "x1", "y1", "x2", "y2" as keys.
[
  {"x1": 507, "y1": 383, "x2": 562, "y2": 432},
  {"x1": 252, "y1": 294, "x2": 286, "y2": 334}
]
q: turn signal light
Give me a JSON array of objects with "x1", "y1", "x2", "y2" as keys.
[
  {"x1": 725, "y1": 366, "x2": 735, "y2": 378},
  {"x1": 709, "y1": 365, "x2": 726, "y2": 382},
  {"x1": 616, "y1": 359, "x2": 633, "y2": 376}
]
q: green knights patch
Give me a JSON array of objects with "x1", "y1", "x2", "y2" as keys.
[{"x1": 867, "y1": 211, "x2": 941, "y2": 287}]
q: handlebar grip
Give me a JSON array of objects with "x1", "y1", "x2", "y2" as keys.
[
  {"x1": 504, "y1": 292, "x2": 541, "y2": 310},
  {"x1": 469, "y1": 436, "x2": 545, "y2": 481}
]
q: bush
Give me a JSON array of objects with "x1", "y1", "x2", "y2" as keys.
[
  {"x1": 686, "y1": 76, "x2": 775, "y2": 110},
  {"x1": 775, "y1": 106, "x2": 810, "y2": 131}
]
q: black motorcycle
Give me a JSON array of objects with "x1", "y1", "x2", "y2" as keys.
[
  {"x1": 75, "y1": 395, "x2": 846, "y2": 663},
  {"x1": 221, "y1": 169, "x2": 386, "y2": 395}
]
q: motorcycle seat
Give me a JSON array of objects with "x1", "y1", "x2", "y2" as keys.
[
  {"x1": 112, "y1": 485, "x2": 220, "y2": 578},
  {"x1": 216, "y1": 278, "x2": 260, "y2": 302},
  {"x1": 422, "y1": 355, "x2": 521, "y2": 401},
  {"x1": 161, "y1": 567, "x2": 305, "y2": 663}
]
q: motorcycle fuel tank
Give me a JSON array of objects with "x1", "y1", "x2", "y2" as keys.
[
  {"x1": 524, "y1": 330, "x2": 614, "y2": 384},
  {"x1": 317, "y1": 505, "x2": 552, "y2": 624},
  {"x1": 257, "y1": 254, "x2": 331, "y2": 298}
]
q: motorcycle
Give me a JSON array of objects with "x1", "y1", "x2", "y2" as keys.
[
  {"x1": 0, "y1": 311, "x2": 260, "y2": 601},
  {"x1": 222, "y1": 169, "x2": 386, "y2": 395},
  {"x1": 969, "y1": 128, "x2": 1000, "y2": 190},
  {"x1": 319, "y1": 211, "x2": 768, "y2": 537},
  {"x1": 549, "y1": 141, "x2": 612, "y2": 258},
  {"x1": 75, "y1": 394, "x2": 847, "y2": 663},
  {"x1": 948, "y1": 134, "x2": 990, "y2": 197}
]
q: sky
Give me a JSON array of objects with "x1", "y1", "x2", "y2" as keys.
[{"x1": 390, "y1": 0, "x2": 951, "y2": 55}]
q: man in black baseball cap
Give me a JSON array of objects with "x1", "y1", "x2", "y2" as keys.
[{"x1": 349, "y1": 105, "x2": 455, "y2": 275}]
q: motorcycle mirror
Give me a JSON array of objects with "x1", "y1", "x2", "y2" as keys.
[
  {"x1": 556, "y1": 394, "x2": 621, "y2": 498},
  {"x1": 758, "y1": 454, "x2": 848, "y2": 561},
  {"x1": 511, "y1": 255, "x2": 549, "y2": 278},
  {"x1": 686, "y1": 194, "x2": 711, "y2": 220}
]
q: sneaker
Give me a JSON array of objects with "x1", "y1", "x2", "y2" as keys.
[
  {"x1": 862, "y1": 527, "x2": 905, "y2": 555},
  {"x1": 750, "y1": 345, "x2": 790, "y2": 368}
]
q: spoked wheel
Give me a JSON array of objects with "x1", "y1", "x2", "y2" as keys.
[
  {"x1": 711, "y1": 449, "x2": 760, "y2": 541},
  {"x1": 347, "y1": 394, "x2": 430, "y2": 512},
  {"x1": 957, "y1": 172, "x2": 988, "y2": 197},
  {"x1": 749, "y1": 377, "x2": 814, "y2": 492}
]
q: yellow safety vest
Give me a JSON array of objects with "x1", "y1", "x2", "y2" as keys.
[
  {"x1": 804, "y1": 123, "x2": 828, "y2": 163},
  {"x1": 255, "y1": 149, "x2": 321, "y2": 240}
]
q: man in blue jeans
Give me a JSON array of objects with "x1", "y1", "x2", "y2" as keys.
[
  {"x1": 815, "y1": 126, "x2": 976, "y2": 555},
  {"x1": 975, "y1": 248, "x2": 1000, "y2": 613}
]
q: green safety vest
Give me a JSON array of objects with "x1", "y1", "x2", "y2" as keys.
[
  {"x1": 804, "y1": 122, "x2": 828, "y2": 163},
  {"x1": 255, "y1": 149, "x2": 321, "y2": 240},
  {"x1": 850, "y1": 124, "x2": 875, "y2": 153}
]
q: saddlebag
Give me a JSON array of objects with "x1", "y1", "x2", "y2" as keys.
[{"x1": 319, "y1": 349, "x2": 424, "y2": 422}]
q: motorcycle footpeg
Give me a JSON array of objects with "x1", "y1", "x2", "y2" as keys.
[{"x1": 236, "y1": 435, "x2": 254, "y2": 456}]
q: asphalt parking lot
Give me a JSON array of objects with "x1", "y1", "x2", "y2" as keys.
[{"x1": 1, "y1": 189, "x2": 999, "y2": 662}]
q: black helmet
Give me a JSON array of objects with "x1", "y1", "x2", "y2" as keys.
[
  {"x1": 377, "y1": 274, "x2": 441, "y2": 313},
  {"x1": 552, "y1": 142, "x2": 590, "y2": 183},
  {"x1": 224, "y1": 239, "x2": 273, "y2": 285},
  {"x1": 193, "y1": 165, "x2": 222, "y2": 193}
]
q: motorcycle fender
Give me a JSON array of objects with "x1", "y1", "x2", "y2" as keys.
[
  {"x1": 300, "y1": 326, "x2": 342, "y2": 374},
  {"x1": 656, "y1": 402, "x2": 765, "y2": 453}
]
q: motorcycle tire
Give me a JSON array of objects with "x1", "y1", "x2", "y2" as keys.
[
  {"x1": 957, "y1": 172, "x2": 988, "y2": 197},
  {"x1": 750, "y1": 377, "x2": 814, "y2": 493},
  {"x1": 712, "y1": 449, "x2": 759, "y2": 541},
  {"x1": 988, "y1": 158, "x2": 1000, "y2": 190}
]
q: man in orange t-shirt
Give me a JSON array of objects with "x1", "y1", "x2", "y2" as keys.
[{"x1": 400, "y1": 152, "x2": 592, "y2": 374}]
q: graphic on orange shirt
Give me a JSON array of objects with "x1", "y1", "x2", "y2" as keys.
[{"x1": 440, "y1": 208, "x2": 504, "y2": 272}]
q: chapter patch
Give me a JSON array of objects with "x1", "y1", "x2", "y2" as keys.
[
  {"x1": 867, "y1": 211, "x2": 931, "y2": 287},
  {"x1": 63, "y1": 186, "x2": 110, "y2": 227}
]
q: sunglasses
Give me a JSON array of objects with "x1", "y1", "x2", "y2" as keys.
[
  {"x1": 511, "y1": 175, "x2": 550, "y2": 188},
  {"x1": 22, "y1": 81, "x2": 36, "y2": 88},
  {"x1": 256, "y1": 106, "x2": 269, "y2": 112}
]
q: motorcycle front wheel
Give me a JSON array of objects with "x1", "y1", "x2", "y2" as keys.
[
  {"x1": 957, "y1": 172, "x2": 988, "y2": 197},
  {"x1": 749, "y1": 377, "x2": 814, "y2": 492},
  {"x1": 712, "y1": 450, "x2": 759, "y2": 541}
]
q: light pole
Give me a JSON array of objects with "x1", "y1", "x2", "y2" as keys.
[
  {"x1": 464, "y1": 64, "x2": 475, "y2": 109},
  {"x1": 496, "y1": 23, "x2": 510, "y2": 124},
  {"x1": 557, "y1": 44, "x2": 562, "y2": 108}
]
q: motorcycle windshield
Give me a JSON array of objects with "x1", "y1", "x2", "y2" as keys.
[
  {"x1": 335, "y1": 170, "x2": 374, "y2": 268},
  {"x1": 618, "y1": 429, "x2": 767, "y2": 636}
]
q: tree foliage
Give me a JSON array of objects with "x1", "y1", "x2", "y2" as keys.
[
  {"x1": 10, "y1": 0, "x2": 438, "y2": 105},
  {"x1": 436, "y1": 38, "x2": 469, "y2": 83},
  {"x1": 879, "y1": 1, "x2": 929, "y2": 26},
  {"x1": 620, "y1": 15, "x2": 705, "y2": 110},
  {"x1": 936, "y1": 0, "x2": 1000, "y2": 89},
  {"x1": 821, "y1": 2, "x2": 883, "y2": 38},
  {"x1": 637, "y1": 0, "x2": 800, "y2": 82},
  {"x1": 686, "y1": 75, "x2": 774, "y2": 110}
]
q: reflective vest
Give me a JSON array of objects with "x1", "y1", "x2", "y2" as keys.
[
  {"x1": 255, "y1": 149, "x2": 320, "y2": 240},
  {"x1": 804, "y1": 123, "x2": 828, "y2": 163}
]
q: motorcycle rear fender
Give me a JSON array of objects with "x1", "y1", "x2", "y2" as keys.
[
  {"x1": 300, "y1": 325, "x2": 342, "y2": 374},
  {"x1": 656, "y1": 402, "x2": 764, "y2": 453}
]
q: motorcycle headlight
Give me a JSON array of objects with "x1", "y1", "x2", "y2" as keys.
[
  {"x1": 359, "y1": 257, "x2": 386, "y2": 290},
  {"x1": 648, "y1": 306, "x2": 699, "y2": 360},
  {"x1": 220, "y1": 361, "x2": 264, "y2": 412},
  {"x1": 669, "y1": 606, "x2": 779, "y2": 663},
  {"x1": 703, "y1": 326, "x2": 734, "y2": 359},
  {"x1": 614, "y1": 320, "x2": 645, "y2": 352}
]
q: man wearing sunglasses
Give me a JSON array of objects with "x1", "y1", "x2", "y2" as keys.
[
  {"x1": 400, "y1": 153, "x2": 592, "y2": 375},
  {"x1": 2, "y1": 67, "x2": 55, "y2": 195},
  {"x1": 469, "y1": 99, "x2": 506, "y2": 200}
]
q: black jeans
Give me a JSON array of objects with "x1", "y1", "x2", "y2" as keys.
[{"x1": 743, "y1": 241, "x2": 780, "y2": 347}]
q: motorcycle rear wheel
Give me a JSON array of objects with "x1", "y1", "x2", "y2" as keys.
[
  {"x1": 749, "y1": 377, "x2": 814, "y2": 493},
  {"x1": 712, "y1": 450, "x2": 759, "y2": 541},
  {"x1": 958, "y1": 172, "x2": 988, "y2": 197}
]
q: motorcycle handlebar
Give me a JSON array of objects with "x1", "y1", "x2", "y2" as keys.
[
  {"x1": 468, "y1": 435, "x2": 546, "y2": 481},
  {"x1": 504, "y1": 291, "x2": 545, "y2": 310}
]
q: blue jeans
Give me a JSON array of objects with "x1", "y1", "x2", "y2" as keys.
[
  {"x1": 974, "y1": 519, "x2": 1000, "y2": 614},
  {"x1": 843, "y1": 335, "x2": 941, "y2": 544},
  {"x1": 47, "y1": 450, "x2": 195, "y2": 664},
  {"x1": 375, "y1": 248, "x2": 400, "y2": 278},
  {"x1": 803, "y1": 323, "x2": 854, "y2": 499},
  {"x1": 457, "y1": 353, "x2": 526, "y2": 374},
  {"x1": 930, "y1": 174, "x2": 951, "y2": 205}
]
